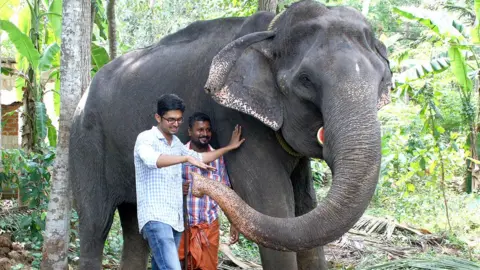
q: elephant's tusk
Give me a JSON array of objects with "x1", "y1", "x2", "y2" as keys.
[{"x1": 317, "y1": 127, "x2": 324, "y2": 146}]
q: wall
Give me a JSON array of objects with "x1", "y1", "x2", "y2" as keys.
[{"x1": 1, "y1": 103, "x2": 21, "y2": 149}]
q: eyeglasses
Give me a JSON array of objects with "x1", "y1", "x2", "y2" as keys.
[{"x1": 162, "y1": 116, "x2": 184, "y2": 124}]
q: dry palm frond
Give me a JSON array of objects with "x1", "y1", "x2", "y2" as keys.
[
  {"x1": 219, "y1": 244, "x2": 262, "y2": 270},
  {"x1": 363, "y1": 256, "x2": 480, "y2": 270},
  {"x1": 352, "y1": 215, "x2": 425, "y2": 239}
]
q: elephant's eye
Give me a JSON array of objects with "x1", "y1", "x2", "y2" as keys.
[{"x1": 298, "y1": 74, "x2": 313, "y2": 89}]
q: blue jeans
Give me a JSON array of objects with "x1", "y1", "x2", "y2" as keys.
[{"x1": 142, "y1": 221, "x2": 182, "y2": 270}]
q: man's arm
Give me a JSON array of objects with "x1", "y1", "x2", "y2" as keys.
[
  {"x1": 157, "y1": 155, "x2": 215, "y2": 170},
  {"x1": 136, "y1": 136, "x2": 214, "y2": 170},
  {"x1": 201, "y1": 125, "x2": 245, "y2": 163},
  {"x1": 155, "y1": 155, "x2": 189, "y2": 168}
]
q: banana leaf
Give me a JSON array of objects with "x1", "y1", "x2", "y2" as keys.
[{"x1": 0, "y1": 20, "x2": 40, "y2": 69}]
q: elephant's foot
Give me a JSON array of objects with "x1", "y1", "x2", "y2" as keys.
[
  {"x1": 78, "y1": 257, "x2": 103, "y2": 270},
  {"x1": 259, "y1": 247, "x2": 298, "y2": 270},
  {"x1": 118, "y1": 203, "x2": 150, "y2": 269}
]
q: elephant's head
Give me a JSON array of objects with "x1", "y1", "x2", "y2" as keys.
[{"x1": 201, "y1": 0, "x2": 392, "y2": 251}]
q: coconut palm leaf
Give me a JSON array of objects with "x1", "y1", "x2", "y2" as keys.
[{"x1": 364, "y1": 256, "x2": 480, "y2": 270}]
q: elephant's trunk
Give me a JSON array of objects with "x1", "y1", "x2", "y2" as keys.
[
  {"x1": 191, "y1": 100, "x2": 381, "y2": 251},
  {"x1": 204, "y1": 31, "x2": 275, "y2": 94}
]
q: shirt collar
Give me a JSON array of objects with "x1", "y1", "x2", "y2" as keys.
[
  {"x1": 152, "y1": 126, "x2": 182, "y2": 145},
  {"x1": 152, "y1": 126, "x2": 165, "y2": 140},
  {"x1": 185, "y1": 141, "x2": 214, "y2": 151}
]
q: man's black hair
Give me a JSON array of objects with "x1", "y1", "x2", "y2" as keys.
[
  {"x1": 188, "y1": 112, "x2": 211, "y2": 128},
  {"x1": 157, "y1": 94, "x2": 185, "y2": 116}
]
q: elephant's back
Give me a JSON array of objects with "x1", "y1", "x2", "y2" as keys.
[
  {"x1": 69, "y1": 12, "x2": 273, "y2": 201},
  {"x1": 72, "y1": 11, "x2": 274, "y2": 165},
  {"x1": 74, "y1": 17, "x2": 247, "y2": 157}
]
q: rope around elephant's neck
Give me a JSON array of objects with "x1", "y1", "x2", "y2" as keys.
[{"x1": 275, "y1": 131, "x2": 303, "y2": 157}]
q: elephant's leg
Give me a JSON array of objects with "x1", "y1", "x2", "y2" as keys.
[
  {"x1": 220, "y1": 129, "x2": 299, "y2": 269},
  {"x1": 291, "y1": 157, "x2": 328, "y2": 270},
  {"x1": 118, "y1": 203, "x2": 149, "y2": 269},
  {"x1": 233, "y1": 169, "x2": 298, "y2": 270},
  {"x1": 71, "y1": 126, "x2": 116, "y2": 269},
  {"x1": 77, "y1": 201, "x2": 116, "y2": 270},
  {"x1": 254, "y1": 205, "x2": 298, "y2": 270}
]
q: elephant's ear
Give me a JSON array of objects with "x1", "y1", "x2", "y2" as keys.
[
  {"x1": 205, "y1": 33, "x2": 283, "y2": 130},
  {"x1": 374, "y1": 39, "x2": 392, "y2": 109}
]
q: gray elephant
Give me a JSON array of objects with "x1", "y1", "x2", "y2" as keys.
[{"x1": 69, "y1": 1, "x2": 391, "y2": 269}]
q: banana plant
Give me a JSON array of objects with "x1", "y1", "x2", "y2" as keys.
[
  {"x1": 0, "y1": 0, "x2": 62, "y2": 150},
  {"x1": 1, "y1": 0, "x2": 111, "y2": 150},
  {"x1": 394, "y1": 5, "x2": 480, "y2": 193}
]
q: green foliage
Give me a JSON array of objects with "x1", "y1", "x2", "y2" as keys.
[
  {"x1": 220, "y1": 0, "x2": 257, "y2": 17},
  {"x1": 46, "y1": 117, "x2": 57, "y2": 147},
  {"x1": 35, "y1": 101, "x2": 48, "y2": 143},
  {"x1": 102, "y1": 213, "x2": 124, "y2": 266},
  {"x1": 0, "y1": 147, "x2": 54, "y2": 210},
  {"x1": 47, "y1": 0, "x2": 62, "y2": 41},
  {"x1": 39, "y1": 42, "x2": 60, "y2": 71},
  {"x1": 396, "y1": 57, "x2": 451, "y2": 84},
  {"x1": 393, "y1": 7, "x2": 468, "y2": 41},
  {"x1": 393, "y1": 0, "x2": 479, "y2": 197},
  {"x1": 311, "y1": 159, "x2": 331, "y2": 201},
  {"x1": 0, "y1": 147, "x2": 55, "y2": 263},
  {"x1": 374, "y1": 101, "x2": 480, "y2": 242},
  {"x1": 115, "y1": 0, "x2": 260, "y2": 52},
  {"x1": 218, "y1": 212, "x2": 260, "y2": 264},
  {"x1": 0, "y1": 19, "x2": 41, "y2": 69},
  {"x1": 91, "y1": 43, "x2": 110, "y2": 72},
  {"x1": 228, "y1": 234, "x2": 261, "y2": 264}
]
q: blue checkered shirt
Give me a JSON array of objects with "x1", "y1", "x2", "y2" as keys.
[{"x1": 134, "y1": 126, "x2": 202, "y2": 233}]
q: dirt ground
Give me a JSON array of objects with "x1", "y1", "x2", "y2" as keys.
[{"x1": 0, "y1": 233, "x2": 33, "y2": 270}]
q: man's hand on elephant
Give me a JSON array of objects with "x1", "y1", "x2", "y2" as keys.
[
  {"x1": 228, "y1": 125, "x2": 245, "y2": 150},
  {"x1": 187, "y1": 156, "x2": 216, "y2": 171},
  {"x1": 229, "y1": 225, "x2": 240, "y2": 245}
]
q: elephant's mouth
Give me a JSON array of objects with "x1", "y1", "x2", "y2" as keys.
[{"x1": 317, "y1": 127, "x2": 324, "y2": 146}]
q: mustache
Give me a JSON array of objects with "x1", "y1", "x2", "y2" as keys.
[{"x1": 198, "y1": 136, "x2": 210, "y2": 139}]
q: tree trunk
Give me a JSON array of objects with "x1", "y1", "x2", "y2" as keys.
[
  {"x1": 258, "y1": 0, "x2": 277, "y2": 13},
  {"x1": 21, "y1": 1, "x2": 41, "y2": 153},
  {"x1": 20, "y1": 83, "x2": 35, "y2": 153},
  {"x1": 107, "y1": 0, "x2": 117, "y2": 60},
  {"x1": 41, "y1": 0, "x2": 92, "y2": 268}
]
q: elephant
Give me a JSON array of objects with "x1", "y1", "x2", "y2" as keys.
[{"x1": 69, "y1": 0, "x2": 391, "y2": 269}]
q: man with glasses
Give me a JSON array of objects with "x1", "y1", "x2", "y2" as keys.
[{"x1": 134, "y1": 94, "x2": 245, "y2": 270}]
